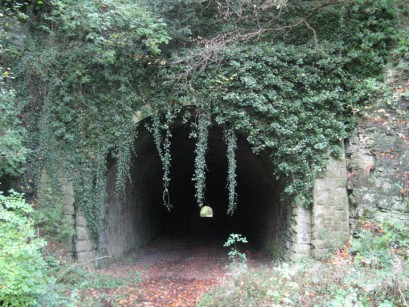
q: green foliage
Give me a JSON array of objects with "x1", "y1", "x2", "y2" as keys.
[
  {"x1": 154, "y1": 0, "x2": 398, "y2": 208},
  {"x1": 224, "y1": 233, "x2": 248, "y2": 271},
  {"x1": 200, "y1": 219, "x2": 409, "y2": 306},
  {"x1": 40, "y1": 0, "x2": 169, "y2": 54},
  {"x1": 192, "y1": 109, "x2": 211, "y2": 207},
  {"x1": 180, "y1": 41, "x2": 365, "y2": 205},
  {"x1": 337, "y1": 0, "x2": 398, "y2": 78},
  {"x1": 9, "y1": 0, "x2": 170, "y2": 240},
  {"x1": 1, "y1": 0, "x2": 400, "y2": 240},
  {"x1": 0, "y1": 191, "x2": 52, "y2": 306},
  {"x1": 394, "y1": 28, "x2": 409, "y2": 67},
  {"x1": 351, "y1": 220, "x2": 409, "y2": 268},
  {"x1": 0, "y1": 71, "x2": 27, "y2": 178},
  {"x1": 224, "y1": 128, "x2": 238, "y2": 215},
  {"x1": 31, "y1": 190, "x2": 75, "y2": 243},
  {"x1": 149, "y1": 110, "x2": 175, "y2": 210}
]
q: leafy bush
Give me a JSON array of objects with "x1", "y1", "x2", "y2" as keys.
[
  {"x1": 224, "y1": 233, "x2": 248, "y2": 278},
  {"x1": 224, "y1": 234, "x2": 248, "y2": 266},
  {"x1": 0, "y1": 191, "x2": 52, "y2": 306},
  {"x1": 351, "y1": 220, "x2": 409, "y2": 269}
]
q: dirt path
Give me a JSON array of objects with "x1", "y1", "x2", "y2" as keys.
[
  {"x1": 77, "y1": 236, "x2": 269, "y2": 306},
  {"x1": 117, "y1": 237, "x2": 228, "y2": 306}
]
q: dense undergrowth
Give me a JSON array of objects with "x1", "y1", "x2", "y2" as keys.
[
  {"x1": 0, "y1": 192, "x2": 53, "y2": 306},
  {"x1": 1, "y1": 192, "x2": 408, "y2": 305},
  {"x1": 199, "y1": 220, "x2": 409, "y2": 306},
  {"x1": 0, "y1": 191, "x2": 140, "y2": 306}
]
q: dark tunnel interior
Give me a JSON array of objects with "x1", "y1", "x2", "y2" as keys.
[{"x1": 103, "y1": 119, "x2": 283, "y2": 258}]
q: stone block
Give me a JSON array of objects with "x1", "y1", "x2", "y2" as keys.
[
  {"x1": 336, "y1": 176, "x2": 348, "y2": 187},
  {"x1": 312, "y1": 146, "x2": 349, "y2": 257},
  {"x1": 62, "y1": 194, "x2": 75, "y2": 207},
  {"x1": 76, "y1": 251, "x2": 95, "y2": 268},
  {"x1": 313, "y1": 239, "x2": 333, "y2": 250},
  {"x1": 294, "y1": 231, "x2": 311, "y2": 244},
  {"x1": 333, "y1": 211, "x2": 348, "y2": 221},
  {"x1": 76, "y1": 240, "x2": 94, "y2": 253},
  {"x1": 63, "y1": 203, "x2": 75, "y2": 215},
  {"x1": 76, "y1": 215, "x2": 88, "y2": 227},
  {"x1": 76, "y1": 227, "x2": 90, "y2": 241},
  {"x1": 294, "y1": 206, "x2": 312, "y2": 223},
  {"x1": 292, "y1": 243, "x2": 311, "y2": 255}
]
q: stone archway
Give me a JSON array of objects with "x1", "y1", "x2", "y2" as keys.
[{"x1": 69, "y1": 111, "x2": 350, "y2": 266}]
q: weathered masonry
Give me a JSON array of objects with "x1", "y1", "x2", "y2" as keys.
[{"x1": 45, "y1": 113, "x2": 352, "y2": 268}]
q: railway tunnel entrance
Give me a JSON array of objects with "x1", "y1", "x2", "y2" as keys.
[{"x1": 99, "y1": 117, "x2": 284, "y2": 261}]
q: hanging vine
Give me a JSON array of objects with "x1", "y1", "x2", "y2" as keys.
[
  {"x1": 149, "y1": 111, "x2": 174, "y2": 211},
  {"x1": 114, "y1": 123, "x2": 138, "y2": 197},
  {"x1": 224, "y1": 127, "x2": 238, "y2": 215},
  {"x1": 192, "y1": 108, "x2": 212, "y2": 207}
]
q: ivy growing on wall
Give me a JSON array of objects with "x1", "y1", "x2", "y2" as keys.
[
  {"x1": 1, "y1": 0, "x2": 399, "y2": 240},
  {"x1": 0, "y1": 75, "x2": 27, "y2": 178}
]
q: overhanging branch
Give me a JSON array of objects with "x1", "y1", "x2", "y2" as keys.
[{"x1": 170, "y1": 0, "x2": 340, "y2": 82}]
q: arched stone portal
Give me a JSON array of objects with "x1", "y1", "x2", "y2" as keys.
[
  {"x1": 97, "y1": 121, "x2": 284, "y2": 263},
  {"x1": 69, "y1": 113, "x2": 350, "y2": 267}
]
